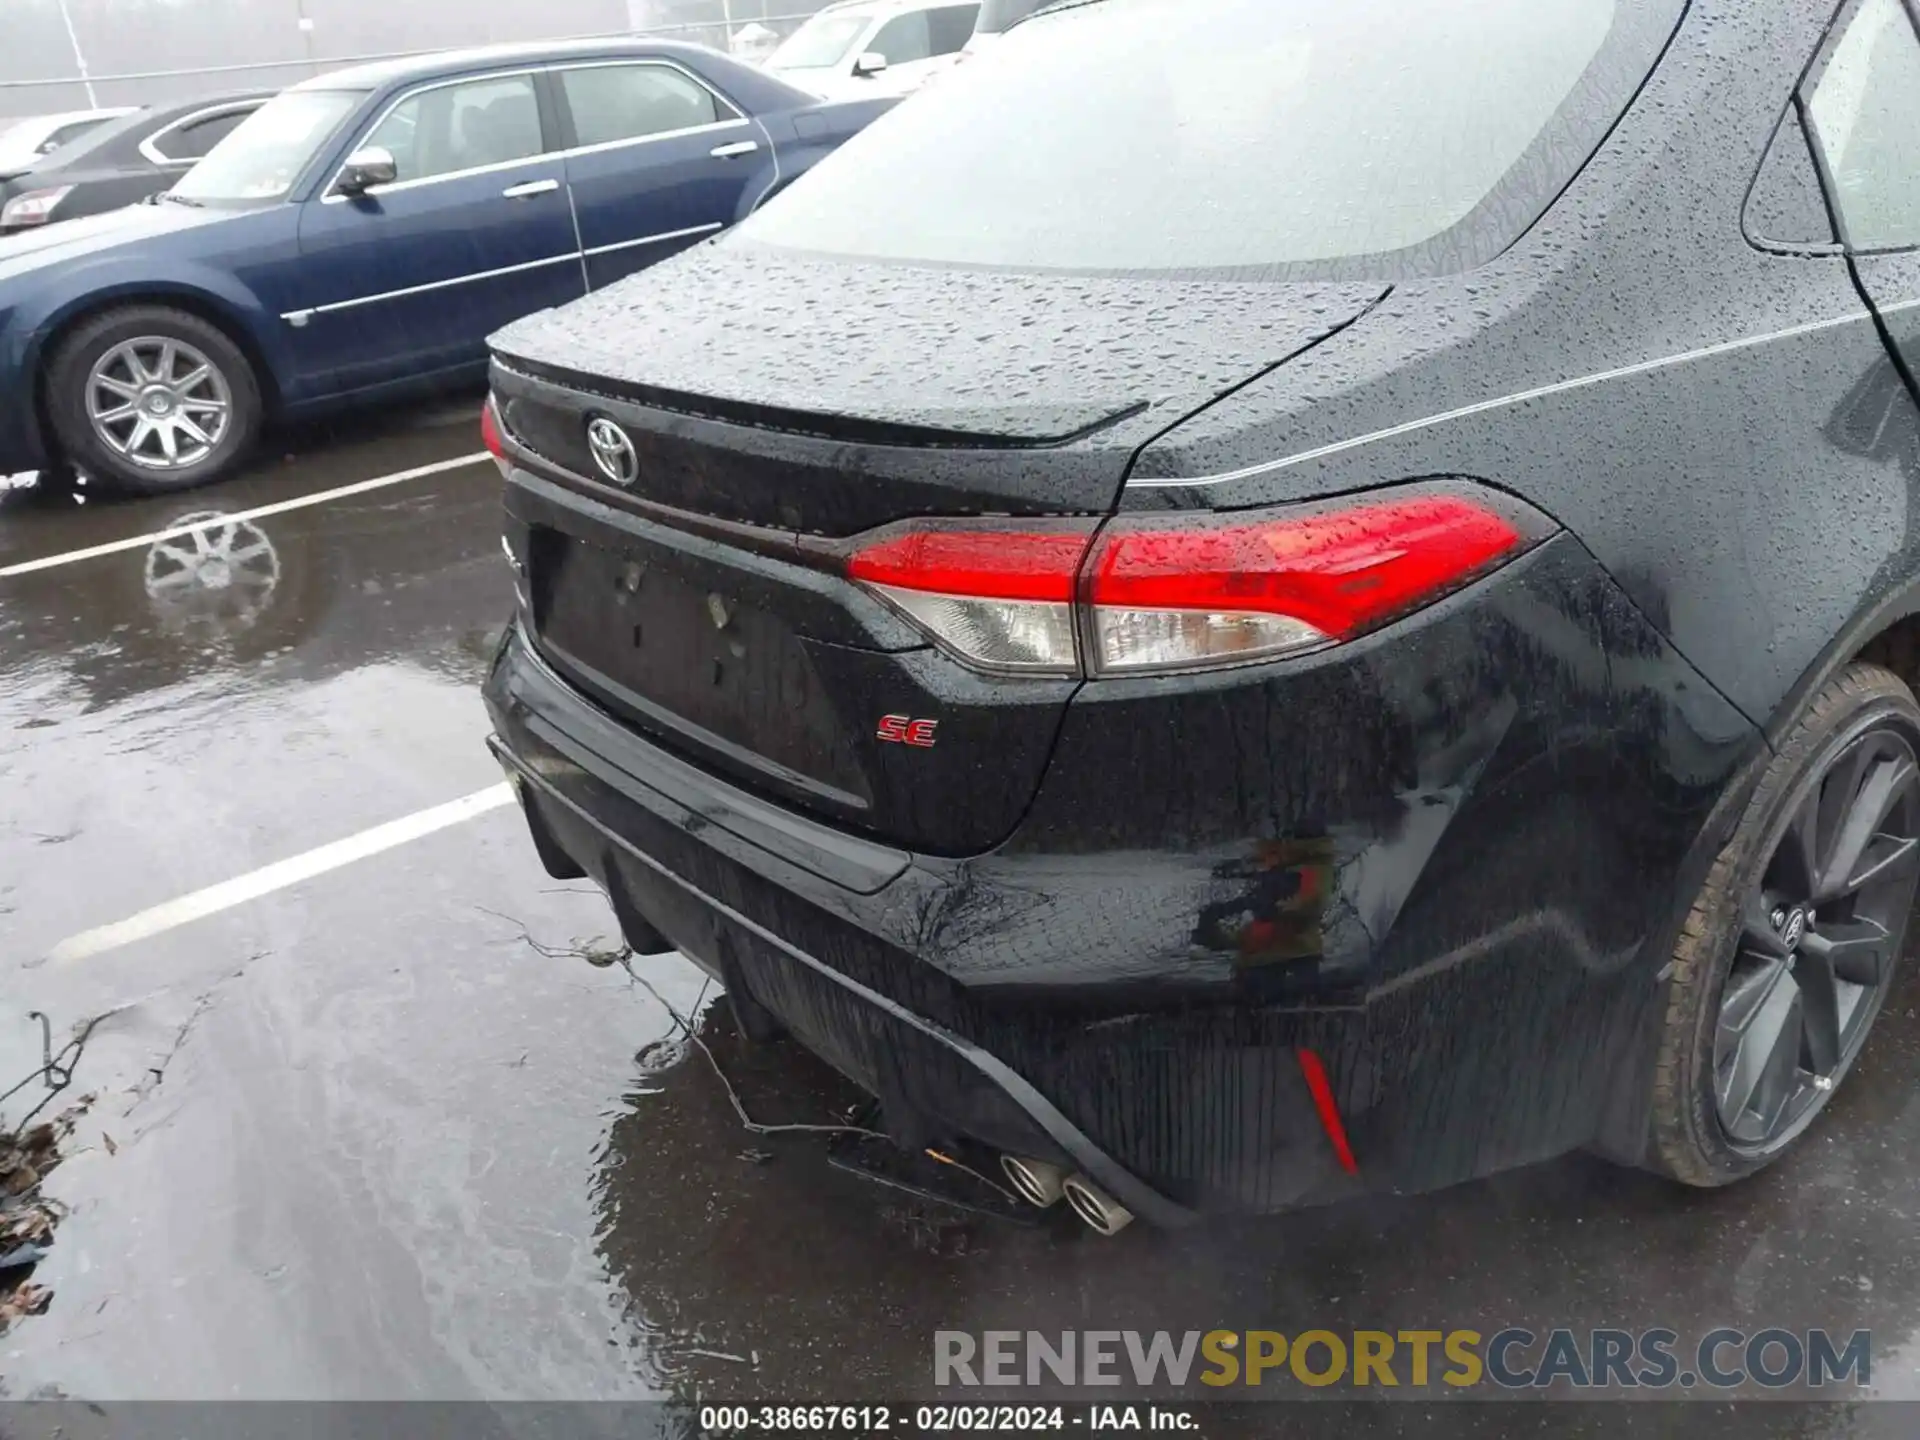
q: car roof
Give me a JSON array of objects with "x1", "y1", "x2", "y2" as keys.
[
  {"x1": 143, "y1": 90, "x2": 276, "y2": 120},
  {"x1": 4, "y1": 108, "x2": 131, "y2": 133},
  {"x1": 290, "y1": 37, "x2": 722, "y2": 94},
  {"x1": 21, "y1": 90, "x2": 274, "y2": 175},
  {"x1": 94, "y1": 90, "x2": 273, "y2": 138}
]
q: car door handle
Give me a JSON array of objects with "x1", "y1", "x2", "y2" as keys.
[
  {"x1": 502, "y1": 179, "x2": 560, "y2": 199},
  {"x1": 710, "y1": 141, "x2": 761, "y2": 159}
]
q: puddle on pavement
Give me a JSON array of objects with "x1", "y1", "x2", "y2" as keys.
[
  {"x1": 591, "y1": 986, "x2": 1098, "y2": 1397},
  {"x1": 0, "y1": 397, "x2": 484, "y2": 573}
]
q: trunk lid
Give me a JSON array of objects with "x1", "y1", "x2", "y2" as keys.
[{"x1": 490, "y1": 244, "x2": 1384, "y2": 856}]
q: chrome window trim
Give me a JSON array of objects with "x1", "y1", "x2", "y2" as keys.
[
  {"x1": 558, "y1": 115, "x2": 750, "y2": 165},
  {"x1": 138, "y1": 101, "x2": 264, "y2": 167},
  {"x1": 321, "y1": 66, "x2": 554, "y2": 203},
  {"x1": 320, "y1": 56, "x2": 747, "y2": 204},
  {"x1": 280, "y1": 252, "x2": 578, "y2": 324},
  {"x1": 321, "y1": 150, "x2": 564, "y2": 202},
  {"x1": 547, "y1": 55, "x2": 746, "y2": 126}
]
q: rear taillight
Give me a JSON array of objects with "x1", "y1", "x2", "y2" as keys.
[
  {"x1": 845, "y1": 490, "x2": 1536, "y2": 678},
  {"x1": 848, "y1": 522, "x2": 1094, "y2": 674},
  {"x1": 0, "y1": 185, "x2": 73, "y2": 229},
  {"x1": 1087, "y1": 495, "x2": 1523, "y2": 674},
  {"x1": 481, "y1": 396, "x2": 509, "y2": 475}
]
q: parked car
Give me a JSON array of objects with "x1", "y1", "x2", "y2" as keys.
[
  {"x1": 0, "y1": 109, "x2": 137, "y2": 177},
  {"x1": 0, "y1": 41, "x2": 891, "y2": 495},
  {"x1": 960, "y1": 0, "x2": 1051, "y2": 57},
  {"x1": 765, "y1": 0, "x2": 980, "y2": 99},
  {"x1": 484, "y1": 0, "x2": 1920, "y2": 1233},
  {"x1": 0, "y1": 93, "x2": 273, "y2": 235}
]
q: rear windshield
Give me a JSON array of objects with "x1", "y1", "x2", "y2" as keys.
[{"x1": 736, "y1": 0, "x2": 1684, "y2": 278}]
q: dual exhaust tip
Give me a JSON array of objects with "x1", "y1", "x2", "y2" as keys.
[{"x1": 1000, "y1": 1155, "x2": 1133, "y2": 1237}]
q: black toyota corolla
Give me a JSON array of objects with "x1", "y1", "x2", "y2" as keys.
[{"x1": 481, "y1": 0, "x2": 1920, "y2": 1231}]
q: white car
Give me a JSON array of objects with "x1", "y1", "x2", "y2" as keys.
[
  {"x1": 960, "y1": 0, "x2": 1052, "y2": 57},
  {"x1": 765, "y1": 0, "x2": 981, "y2": 100},
  {"x1": 0, "y1": 108, "x2": 137, "y2": 176}
]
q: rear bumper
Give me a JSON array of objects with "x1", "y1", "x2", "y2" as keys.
[
  {"x1": 486, "y1": 631, "x2": 1198, "y2": 1227},
  {"x1": 485, "y1": 531, "x2": 1765, "y2": 1221}
]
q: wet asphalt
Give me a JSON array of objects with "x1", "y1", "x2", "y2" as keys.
[{"x1": 3, "y1": 406, "x2": 1920, "y2": 1432}]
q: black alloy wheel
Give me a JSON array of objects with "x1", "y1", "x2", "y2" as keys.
[
  {"x1": 1713, "y1": 725, "x2": 1920, "y2": 1148},
  {"x1": 1652, "y1": 663, "x2": 1920, "y2": 1184}
]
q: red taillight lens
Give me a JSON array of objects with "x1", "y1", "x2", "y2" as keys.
[
  {"x1": 848, "y1": 522, "x2": 1094, "y2": 674},
  {"x1": 481, "y1": 396, "x2": 508, "y2": 475},
  {"x1": 844, "y1": 491, "x2": 1532, "y2": 678},
  {"x1": 847, "y1": 527, "x2": 1091, "y2": 602},
  {"x1": 1086, "y1": 495, "x2": 1523, "y2": 673}
]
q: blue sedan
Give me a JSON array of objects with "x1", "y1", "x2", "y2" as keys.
[{"x1": 0, "y1": 40, "x2": 891, "y2": 494}]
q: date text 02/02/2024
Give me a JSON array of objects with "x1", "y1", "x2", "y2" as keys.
[{"x1": 697, "y1": 1405, "x2": 1197, "y2": 1432}]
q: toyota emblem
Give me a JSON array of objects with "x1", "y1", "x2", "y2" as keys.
[
  {"x1": 1780, "y1": 906, "x2": 1808, "y2": 952},
  {"x1": 585, "y1": 416, "x2": 639, "y2": 486}
]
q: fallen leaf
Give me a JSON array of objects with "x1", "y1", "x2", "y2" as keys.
[{"x1": 0, "y1": 1280, "x2": 52, "y2": 1330}]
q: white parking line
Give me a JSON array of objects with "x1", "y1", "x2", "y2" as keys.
[
  {"x1": 0, "y1": 452, "x2": 490, "y2": 580},
  {"x1": 43, "y1": 783, "x2": 516, "y2": 965}
]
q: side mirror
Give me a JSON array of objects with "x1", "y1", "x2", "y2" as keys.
[
  {"x1": 334, "y1": 145, "x2": 397, "y2": 196},
  {"x1": 852, "y1": 51, "x2": 890, "y2": 78}
]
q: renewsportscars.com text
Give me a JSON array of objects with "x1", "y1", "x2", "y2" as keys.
[{"x1": 933, "y1": 1328, "x2": 1871, "y2": 1391}]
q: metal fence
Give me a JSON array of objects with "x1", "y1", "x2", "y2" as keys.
[{"x1": 0, "y1": 0, "x2": 824, "y2": 117}]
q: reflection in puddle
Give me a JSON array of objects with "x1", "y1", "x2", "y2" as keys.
[
  {"x1": 0, "y1": 465, "x2": 508, "y2": 715},
  {"x1": 142, "y1": 513, "x2": 283, "y2": 637}
]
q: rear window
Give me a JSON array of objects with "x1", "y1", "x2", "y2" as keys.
[
  {"x1": 40, "y1": 117, "x2": 109, "y2": 154},
  {"x1": 737, "y1": 0, "x2": 1684, "y2": 278}
]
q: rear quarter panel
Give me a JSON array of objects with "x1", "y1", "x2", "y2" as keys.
[{"x1": 1127, "y1": 0, "x2": 1875, "y2": 737}]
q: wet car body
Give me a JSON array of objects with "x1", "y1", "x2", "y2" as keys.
[
  {"x1": 485, "y1": 0, "x2": 1920, "y2": 1221},
  {"x1": 0, "y1": 41, "x2": 891, "y2": 484}
]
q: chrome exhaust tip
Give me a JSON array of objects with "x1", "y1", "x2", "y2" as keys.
[
  {"x1": 1062, "y1": 1174, "x2": 1134, "y2": 1236},
  {"x1": 1001, "y1": 1155, "x2": 1068, "y2": 1207}
]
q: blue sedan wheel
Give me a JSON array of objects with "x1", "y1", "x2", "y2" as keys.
[
  {"x1": 86, "y1": 337, "x2": 233, "y2": 472},
  {"x1": 45, "y1": 304, "x2": 262, "y2": 495}
]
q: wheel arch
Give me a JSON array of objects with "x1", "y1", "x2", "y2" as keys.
[
  {"x1": 1768, "y1": 585, "x2": 1920, "y2": 749},
  {"x1": 28, "y1": 283, "x2": 286, "y2": 457},
  {"x1": 1852, "y1": 610, "x2": 1920, "y2": 704},
  {"x1": 1591, "y1": 586, "x2": 1920, "y2": 1165}
]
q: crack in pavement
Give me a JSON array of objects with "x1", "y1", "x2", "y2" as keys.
[{"x1": 124, "y1": 952, "x2": 271, "y2": 1113}]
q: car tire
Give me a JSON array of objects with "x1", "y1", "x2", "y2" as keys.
[
  {"x1": 1649, "y1": 661, "x2": 1920, "y2": 1186},
  {"x1": 43, "y1": 305, "x2": 262, "y2": 496}
]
